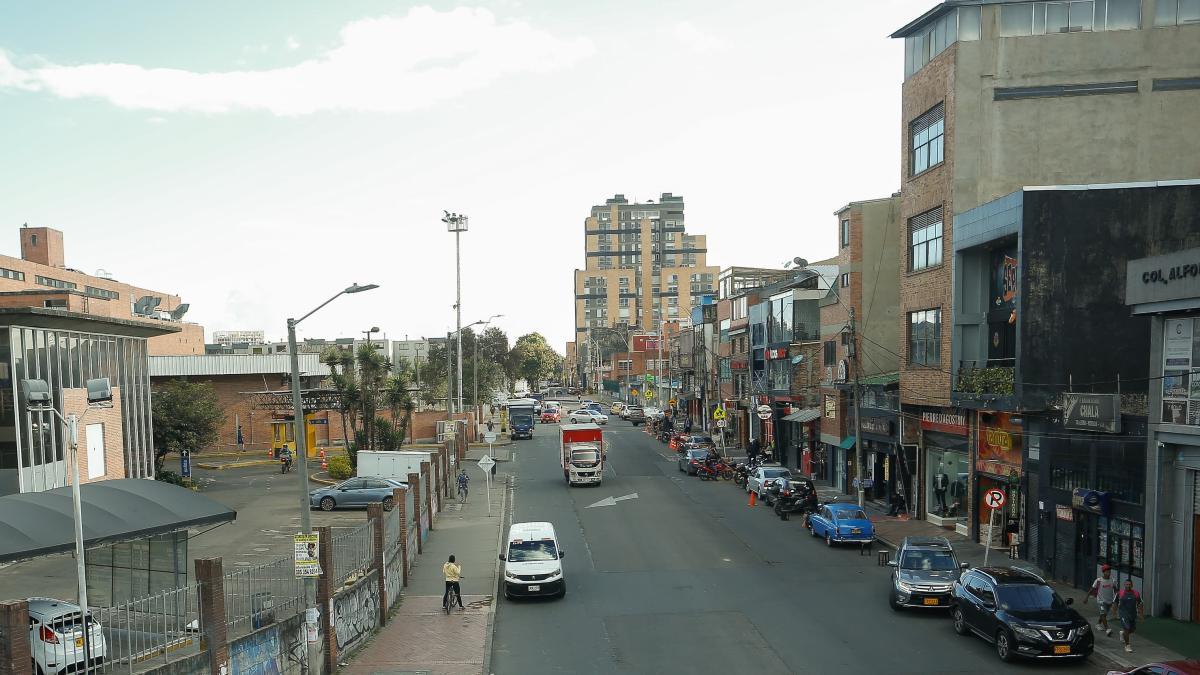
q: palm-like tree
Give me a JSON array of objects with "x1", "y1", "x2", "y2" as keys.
[{"x1": 355, "y1": 343, "x2": 392, "y2": 452}]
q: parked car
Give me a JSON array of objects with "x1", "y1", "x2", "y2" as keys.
[
  {"x1": 568, "y1": 410, "x2": 609, "y2": 424},
  {"x1": 540, "y1": 410, "x2": 561, "y2": 424},
  {"x1": 888, "y1": 536, "x2": 968, "y2": 610},
  {"x1": 951, "y1": 566, "x2": 1093, "y2": 662},
  {"x1": 544, "y1": 401, "x2": 561, "y2": 412},
  {"x1": 745, "y1": 465, "x2": 792, "y2": 498},
  {"x1": 624, "y1": 406, "x2": 646, "y2": 424},
  {"x1": 28, "y1": 597, "x2": 106, "y2": 675},
  {"x1": 807, "y1": 503, "x2": 875, "y2": 546},
  {"x1": 678, "y1": 448, "x2": 710, "y2": 475},
  {"x1": 674, "y1": 434, "x2": 714, "y2": 449},
  {"x1": 1107, "y1": 662, "x2": 1200, "y2": 675},
  {"x1": 309, "y1": 477, "x2": 406, "y2": 511},
  {"x1": 643, "y1": 407, "x2": 664, "y2": 420}
]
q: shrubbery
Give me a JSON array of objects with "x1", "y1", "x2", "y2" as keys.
[{"x1": 327, "y1": 455, "x2": 353, "y2": 480}]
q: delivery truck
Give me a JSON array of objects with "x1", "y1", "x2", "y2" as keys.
[
  {"x1": 356, "y1": 450, "x2": 434, "y2": 482},
  {"x1": 560, "y1": 423, "x2": 605, "y2": 486},
  {"x1": 507, "y1": 399, "x2": 537, "y2": 440}
]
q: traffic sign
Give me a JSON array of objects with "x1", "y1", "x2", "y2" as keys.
[
  {"x1": 180, "y1": 450, "x2": 191, "y2": 478},
  {"x1": 984, "y1": 489, "x2": 1007, "y2": 509},
  {"x1": 712, "y1": 407, "x2": 727, "y2": 421},
  {"x1": 668, "y1": 398, "x2": 678, "y2": 407},
  {"x1": 757, "y1": 404, "x2": 773, "y2": 420},
  {"x1": 716, "y1": 419, "x2": 727, "y2": 428},
  {"x1": 644, "y1": 390, "x2": 655, "y2": 399},
  {"x1": 478, "y1": 454, "x2": 496, "y2": 473},
  {"x1": 631, "y1": 388, "x2": 639, "y2": 397},
  {"x1": 644, "y1": 374, "x2": 655, "y2": 383},
  {"x1": 483, "y1": 431, "x2": 498, "y2": 444}
]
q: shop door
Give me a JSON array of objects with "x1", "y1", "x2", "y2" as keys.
[
  {"x1": 1193, "y1": 514, "x2": 1200, "y2": 623},
  {"x1": 1053, "y1": 516, "x2": 1076, "y2": 584},
  {"x1": 1075, "y1": 511, "x2": 1099, "y2": 588}
]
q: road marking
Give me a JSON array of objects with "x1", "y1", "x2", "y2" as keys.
[
  {"x1": 585, "y1": 493, "x2": 639, "y2": 509},
  {"x1": 613, "y1": 493, "x2": 638, "y2": 503}
]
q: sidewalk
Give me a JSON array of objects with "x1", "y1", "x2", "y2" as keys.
[
  {"x1": 341, "y1": 469, "x2": 509, "y2": 675},
  {"x1": 847, "y1": 492, "x2": 1188, "y2": 670}
]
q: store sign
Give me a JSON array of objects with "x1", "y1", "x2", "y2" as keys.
[
  {"x1": 824, "y1": 394, "x2": 836, "y2": 419},
  {"x1": 1055, "y1": 505, "x2": 1073, "y2": 522},
  {"x1": 766, "y1": 347, "x2": 788, "y2": 360},
  {"x1": 1126, "y1": 248, "x2": 1200, "y2": 305},
  {"x1": 1062, "y1": 392, "x2": 1121, "y2": 433},
  {"x1": 1071, "y1": 488, "x2": 1111, "y2": 517},
  {"x1": 860, "y1": 417, "x2": 893, "y2": 437},
  {"x1": 730, "y1": 359, "x2": 748, "y2": 370},
  {"x1": 920, "y1": 410, "x2": 967, "y2": 435},
  {"x1": 978, "y1": 418, "x2": 1022, "y2": 478}
]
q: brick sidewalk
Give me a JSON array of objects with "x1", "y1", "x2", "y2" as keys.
[{"x1": 340, "y1": 472, "x2": 508, "y2": 675}]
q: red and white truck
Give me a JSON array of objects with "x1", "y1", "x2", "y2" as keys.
[{"x1": 560, "y1": 423, "x2": 605, "y2": 486}]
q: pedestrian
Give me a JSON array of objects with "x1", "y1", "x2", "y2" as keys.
[
  {"x1": 237, "y1": 425, "x2": 244, "y2": 452},
  {"x1": 684, "y1": 417, "x2": 693, "y2": 433},
  {"x1": 1083, "y1": 564, "x2": 1117, "y2": 636},
  {"x1": 487, "y1": 419, "x2": 495, "y2": 432},
  {"x1": 1115, "y1": 579, "x2": 1144, "y2": 653},
  {"x1": 747, "y1": 438, "x2": 760, "y2": 465}
]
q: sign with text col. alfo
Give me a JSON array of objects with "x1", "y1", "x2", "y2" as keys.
[
  {"x1": 919, "y1": 410, "x2": 967, "y2": 436},
  {"x1": 1062, "y1": 392, "x2": 1121, "y2": 433}
]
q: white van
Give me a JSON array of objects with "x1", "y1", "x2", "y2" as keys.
[{"x1": 499, "y1": 522, "x2": 566, "y2": 599}]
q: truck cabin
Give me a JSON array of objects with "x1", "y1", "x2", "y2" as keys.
[{"x1": 567, "y1": 444, "x2": 601, "y2": 467}]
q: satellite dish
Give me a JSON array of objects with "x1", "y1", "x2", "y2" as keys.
[{"x1": 170, "y1": 304, "x2": 190, "y2": 320}]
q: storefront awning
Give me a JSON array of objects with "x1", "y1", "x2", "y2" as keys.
[
  {"x1": 0, "y1": 478, "x2": 236, "y2": 564},
  {"x1": 838, "y1": 436, "x2": 857, "y2": 450},
  {"x1": 782, "y1": 408, "x2": 820, "y2": 423}
]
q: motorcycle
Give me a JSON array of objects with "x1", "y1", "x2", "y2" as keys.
[
  {"x1": 801, "y1": 496, "x2": 832, "y2": 529},
  {"x1": 281, "y1": 453, "x2": 293, "y2": 474},
  {"x1": 773, "y1": 484, "x2": 806, "y2": 520},
  {"x1": 696, "y1": 459, "x2": 734, "y2": 481},
  {"x1": 731, "y1": 457, "x2": 763, "y2": 487}
]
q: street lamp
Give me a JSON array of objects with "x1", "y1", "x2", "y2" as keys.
[
  {"x1": 442, "y1": 211, "x2": 469, "y2": 416},
  {"x1": 286, "y1": 281, "x2": 377, "y2": 662},
  {"x1": 362, "y1": 326, "x2": 380, "y2": 343},
  {"x1": 473, "y1": 314, "x2": 503, "y2": 413},
  {"x1": 22, "y1": 376, "x2": 114, "y2": 673}
]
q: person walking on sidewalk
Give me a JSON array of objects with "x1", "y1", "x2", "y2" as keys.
[
  {"x1": 443, "y1": 555, "x2": 464, "y2": 610},
  {"x1": 457, "y1": 469, "x2": 470, "y2": 503},
  {"x1": 487, "y1": 419, "x2": 495, "y2": 432},
  {"x1": 1115, "y1": 579, "x2": 1144, "y2": 653},
  {"x1": 1083, "y1": 564, "x2": 1117, "y2": 636}
]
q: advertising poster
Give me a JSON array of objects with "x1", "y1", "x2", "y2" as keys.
[
  {"x1": 1190, "y1": 401, "x2": 1200, "y2": 426},
  {"x1": 294, "y1": 533, "x2": 320, "y2": 577},
  {"x1": 1164, "y1": 318, "x2": 1193, "y2": 368},
  {"x1": 1164, "y1": 372, "x2": 1190, "y2": 399},
  {"x1": 1163, "y1": 400, "x2": 1188, "y2": 425}
]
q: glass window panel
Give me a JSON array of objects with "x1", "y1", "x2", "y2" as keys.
[
  {"x1": 88, "y1": 333, "x2": 101, "y2": 381},
  {"x1": 942, "y1": 11, "x2": 958, "y2": 45},
  {"x1": 1034, "y1": 3, "x2": 1048, "y2": 32},
  {"x1": 1106, "y1": 0, "x2": 1140, "y2": 28},
  {"x1": 1072, "y1": 1, "x2": 1095, "y2": 30},
  {"x1": 930, "y1": 22, "x2": 943, "y2": 56},
  {"x1": 1156, "y1": 0, "x2": 1178, "y2": 25},
  {"x1": 1047, "y1": 2, "x2": 1070, "y2": 31},
  {"x1": 1181, "y1": 0, "x2": 1200, "y2": 23},
  {"x1": 1001, "y1": 3, "x2": 1035, "y2": 35},
  {"x1": 959, "y1": 6, "x2": 982, "y2": 40},
  {"x1": 914, "y1": 33, "x2": 926, "y2": 69}
]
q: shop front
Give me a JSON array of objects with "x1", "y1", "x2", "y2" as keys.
[
  {"x1": 920, "y1": 409, "x2": 970, "y2": 530},
  {"x1": 975, "y1": 412, "x2": 1023, "y2": 549},
  {"x1": 860, "y1": 410, "x2": 901, "y2": 506}
]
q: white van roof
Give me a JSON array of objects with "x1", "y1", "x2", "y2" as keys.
[{"x1": 507, "y1": 521, "x2": 556, "y2": 543}]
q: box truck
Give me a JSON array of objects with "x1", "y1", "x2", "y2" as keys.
[
  {"x1": 356, "y1": 450, "x2": 434, "y2": 481},
  {"x1": 507, "y1": 399, "x2": 537, "y2": 440},
  {"x1": 560, "y1": 423, "x2": 604, "y2": 486}
]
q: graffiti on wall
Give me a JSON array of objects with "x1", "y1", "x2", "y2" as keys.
[
  {"x1": 384, "y1": 545, "x2": 404, "y2": 611},
  {"x1": 332, "y1": 572, "x2": 379, "y2": 653},
  {"x1": 229, "y1": 626, "x2": 281, "y2": 675}
]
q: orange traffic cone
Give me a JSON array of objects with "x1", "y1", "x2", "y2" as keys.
[
  {"x1": 320, "y1": 450, "x2": 328, "y2": 470},
  {"x1": 748, "y1": 491, "x2": 757, "y2": 508}
]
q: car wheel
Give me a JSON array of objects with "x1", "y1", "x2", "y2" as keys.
[
  {"x1": 995, "y1": 629, "x2": 1016, "y2": 662},
  {"x1": 320, "y1": 496, "x2": 335, "y2": 511},
  {"x1": 889, "y1": 591, "x2": 902, "y2": 611},
  {"x1": 952, "y1": 607, "x2": 970, "y2": 636},
  {"x1": 825, "y1": 532, "x2": 833, "y2": 547},
  {"x1": 382, "y1": 496, "x2": 394, "y2": 511}
]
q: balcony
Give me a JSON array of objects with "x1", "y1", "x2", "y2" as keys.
[{"x1": 953, "y1": 359, "x2": 1016, "y2": 409}]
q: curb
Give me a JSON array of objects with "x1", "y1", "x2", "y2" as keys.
[
  {"x1": 194, "y1": 459, "x2": 277, "y2": 470},
  {"x1": 310, "y1": 472, "x2": 338, "y2": 486},
  {"x1": 482, "y1": 473, "x2": 513, "y2": 675}
]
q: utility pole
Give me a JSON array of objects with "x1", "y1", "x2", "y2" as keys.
[
  {"x1": 446, "y1": 332, "x2": 454, "y2": 421},
  {"x1": 442, "y1": 212, "x2": 468, "y2": 414},
  {"x1": 849, "y1": 307, "x2": 866, "y2": 508}
]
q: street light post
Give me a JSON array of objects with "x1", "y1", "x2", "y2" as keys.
[
  {"x1": 443, "y1": 212, "x2": 469, "y2": 415},
  {"x1": 287, "y1": 282, "x2": 377, "y2": 673}
]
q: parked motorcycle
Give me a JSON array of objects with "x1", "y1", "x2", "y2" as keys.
[
  {"x1": 696, "y1": 459, "x2": 734, "y2": 481},
  {"x1": 731, "y1": 457, "x2": 763, "y2": 487},
  {"x1": 773, "y1": 484, "x2": 806, "y2": 520}
]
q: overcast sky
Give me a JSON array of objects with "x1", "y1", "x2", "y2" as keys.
[{"x1": 0, "y1": 0, "x2": 933, "y2": 352}]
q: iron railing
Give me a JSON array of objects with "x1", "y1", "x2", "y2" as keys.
[
  {"x1": 77, "y1": 583, "x2": 204, "y2": 674},
  {"x1": 331, "y1": 522, "x2": 375, "y2": 589},
  {"x1": 222, "y1": 556, "x2": 305, "y2": 640}
]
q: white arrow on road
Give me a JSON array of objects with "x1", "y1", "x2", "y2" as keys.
[{"x1": 585, "y1": 492, "x2": 639, "y2": 509}]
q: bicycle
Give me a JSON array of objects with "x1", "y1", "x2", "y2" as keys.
[{"x1": 444, "y1": 580, "x2": 462, "y2": 614}]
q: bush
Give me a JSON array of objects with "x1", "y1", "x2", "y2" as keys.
[
  {"x1": 327, "y1": 455, "x2": 353, "y2": 480},
  {"x1": 155, "y1": 470, "x2": 185, "y2": 486}
]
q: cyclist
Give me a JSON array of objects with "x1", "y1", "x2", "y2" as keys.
[
  {"x1": 443, "y1": 554, "x2": 464, "y2": 610},
  {"x1": 457, "y1": 469, "x2": 470, "y2": 502}
]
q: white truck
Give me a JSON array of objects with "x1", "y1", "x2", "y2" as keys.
[
  {"x1": 356, "y1": 450, "x2": 435, "y2": 482},
  {"x1": 560, "y1": 423, "x2": 605, "y2": 486}
]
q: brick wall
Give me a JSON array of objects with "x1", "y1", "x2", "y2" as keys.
[
  {"x1": 63, "y1": 386, "x2": 126, "y2": 483},
  {"x1": 898, "y1": 44, "x2": 957, "y2": 408},
  {"x1": 148, "y1": 322, "x2": 205, "y2": 356}
]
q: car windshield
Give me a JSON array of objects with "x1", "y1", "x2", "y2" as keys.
[
  {"x1": 762, "y1": 469, "x2": 791, "y2": 478},
  {"x1": 688, "y1": 450, "x2": 708, "y2": 459},
  {"x1": 571, "y1": 450, "x2": 599, "y2": 463},
  {"x1": 900, "y1": 550, "x2": 957, "y2": 571},
  {"x1": 836, "y1": 509, "x2": 868, "y2": 520},
  {"x1": 996, "y1": 584, "x2": 1066, "y2": 612},
  {"x1": 507, "y1": 540, "x2": 558, "y2": 562}
]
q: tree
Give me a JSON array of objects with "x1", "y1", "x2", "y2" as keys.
[
  {"x1": 152, "y1": 379, "x2": 225, "y2": 474},
  {"x1": 355, "y1": 343, "x2": 392, "y2": 454},
  {"x1": 508, "y1": 333, "x2": 563, "y2": 389}
]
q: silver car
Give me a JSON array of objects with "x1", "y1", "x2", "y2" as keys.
[{"x1": 745, "y1": 466, "x2": 792, "y2": 498}]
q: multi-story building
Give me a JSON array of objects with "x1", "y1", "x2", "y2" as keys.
[
  {"x1": 0, "y1": 226, "x2": 204, "y2": 355},
  {"x1": 213, "y1": 330, "x2": 265, "y2": 347},
  {"x1": 573, "y1": 193, "x2": 719, "y2": 376},
  {"x1": 391, "y1": 338, "x2": 431, "y2": 370},
  {"x1": 890, "y1": 0, "x2": 1199, "y2": 536}
]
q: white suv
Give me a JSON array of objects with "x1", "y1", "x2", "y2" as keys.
[
  {"x1": 29, "y1": 598, "x2": 107, "y2": 675},
  {"x1": 500, "y1": 522, "x2": 566, "y2": 599}
]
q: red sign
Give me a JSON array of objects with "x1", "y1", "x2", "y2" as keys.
[
  {"x1": 766, "y1": 347, "x2": 788, "y2": 360},
  {"x1": 730, "y1": 359, "x2": 748, "y2": 370},
  {"x1": 920, "y1": 410, "x2": 967, "y2": 435}
]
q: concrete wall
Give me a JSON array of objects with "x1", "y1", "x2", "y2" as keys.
[{"x1": 859, "y1": 197, "x2": 903, "y2": 376}]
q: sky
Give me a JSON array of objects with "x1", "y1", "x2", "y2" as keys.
[{"x1": 0, "y1": 0, "x2": 935, "y2": 353}]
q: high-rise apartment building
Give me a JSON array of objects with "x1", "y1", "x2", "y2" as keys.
[{"x1": 574, "y1": 193, "x2": 719, "y2": 344}]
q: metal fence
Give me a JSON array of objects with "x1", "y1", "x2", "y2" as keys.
[
  {"x1": 331, "y1": 522, "x2": 375, "y2": 589},
  {"x1": 69, "y1": 583, "x2": 205, "y2": 675},
  {"x1": 222, "y1": 556, "x2": 305, "y2": 640},
  {"x1": 384, "y1": 501, "x2": 402, "y2": 552}
]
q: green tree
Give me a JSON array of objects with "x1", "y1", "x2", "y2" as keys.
[
  {"x1": 152, "y1": 379, "x2": 225, "y2": 474},
  {"x1": 508, "y1": 333, "x2": 563, "y2": 389},
  {"x1": 355, "y1": 343, "x2": 392, "y2": 453}
]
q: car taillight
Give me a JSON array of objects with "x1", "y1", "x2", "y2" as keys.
[{"x1": 39, "y1": 626, "x2": 60, "y2": 644}]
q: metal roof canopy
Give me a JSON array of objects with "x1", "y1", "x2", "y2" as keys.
[
  {"x1": 0, "y1": 479, "x2": 236, "y2": 564},
  {"x1": 243, "y1": 388, "x2": 344, "y2": 412}
]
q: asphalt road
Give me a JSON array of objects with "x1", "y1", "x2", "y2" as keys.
[{"x1": 490, "y1": 420, "x2": 1115, "y2": 675}]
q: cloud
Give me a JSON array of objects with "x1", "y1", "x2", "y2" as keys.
[
  {"x1": 0, "y1": 6, "x2": 594, "y2": 116},
  {"x1": 672, "y1": 21, "x2": 730, "y2": 53},
  {"x1": 146, "y1": 116, "x2": 167, "y2": 124},
  {"x1": 286, "y1": 36, "x2": 300, "y2": 51}
]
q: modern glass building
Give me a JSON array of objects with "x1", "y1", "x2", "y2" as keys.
[{"x1": 0, "y1": 308, "x2": 173, "y2": 496}]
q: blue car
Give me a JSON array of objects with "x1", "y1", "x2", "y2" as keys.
[
  {"x1": 309, "y1": 476, "x2": 406, "y2": 512},
  {"x1": 808, "y1": 503, "x2": 875, "y2": 547}
]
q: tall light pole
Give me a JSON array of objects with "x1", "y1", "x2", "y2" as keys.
[
  {"x1": 287, "y1": 282, "x2": 378, "y2": 672},
  {"x1": 362, "y1": 326, "x2": 380, "y2": 344},
  {"x1": 443, "y1": 211, "x2": 468, "y2": 414},
  {"x1": 474, "y1": 314, "x2": 503, "y2": 413}
]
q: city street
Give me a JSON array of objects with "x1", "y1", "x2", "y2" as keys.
[{"x1": 491, "y1": 419, "x2": 1115, "y2": 674}]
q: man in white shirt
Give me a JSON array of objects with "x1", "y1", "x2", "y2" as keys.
[{"x1": 1083, "y1": 564, "x2": 1117, "y2": 636}]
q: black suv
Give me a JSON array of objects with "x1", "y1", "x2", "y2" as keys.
[
  {"x1": 887, "y1": 536, "x2": 967, "y2": 610},
  {"x1": 951, "y1": 566, "x2": 1093, "y2": 662}
]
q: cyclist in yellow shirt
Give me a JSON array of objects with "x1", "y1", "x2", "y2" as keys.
[{"x1": 443, "y1": 555, "x2": 464, "y2": 610}]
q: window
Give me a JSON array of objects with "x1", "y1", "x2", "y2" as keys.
[
  {"x1": 823, "y1": 340, "x2": 836, "y2": 366},
  {"x1": 1157, "y1": 0, "x2": 1200, "y2": 25},
  {"x1": 35, "y1": 275, "x2": 76, "y2": 290},
  {"x1": 1001, "y1": 3, "x2": 1035, "y2": 35},
  {"x1": 85, "y1": 286, "x2": 119, "y2": 300},
  {"x1": 909, "y1": 207, "x2": 944, "y2": 272},
  {"x1": 908, "y1": 309, "x2": 942, "y2": 367},
  {"x1": 910, "y1": 104, "x2": 945, "y2": 176},
  {"x1": 840, "y1": 219, "x2": 850, "y2": 247},
  {"x1": 841, "y1": 273, "x2": 851, "y2": 288},
  {"x1": 0, "y1": 267, "x2": 25, "y2": 281},
  {"x1": 904, "y1": 7, "x2": 977, "y2": 78}
]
